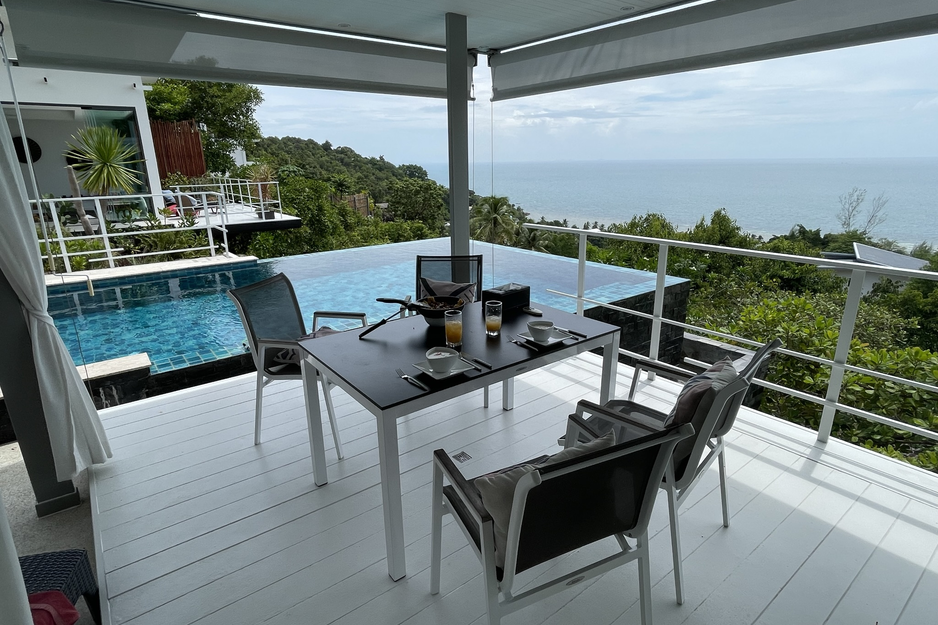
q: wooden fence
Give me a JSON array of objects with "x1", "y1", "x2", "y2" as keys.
[{"x1": 150, "y1": 120, "x2": 206, "y2": 179}]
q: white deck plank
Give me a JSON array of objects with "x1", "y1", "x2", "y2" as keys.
[{"x1": 90, "y1": 353, "x2": 938, "y2": 625}]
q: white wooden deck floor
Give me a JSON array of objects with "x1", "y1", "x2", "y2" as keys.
[{"x1": 90, "y1": 353, "x2": 938, "y2": 625}]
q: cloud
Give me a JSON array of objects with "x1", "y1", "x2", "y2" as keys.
[{"x1": 254, "y1": 33, "x2": 938, "y2": 163}]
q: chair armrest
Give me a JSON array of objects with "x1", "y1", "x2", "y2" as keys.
[
  {"x1": 432, "y1": 449, "x2": 491, "y2": 525},
  {"x1": 563, "y1": 413, "x2": 604, "y2": 448},
  {"x1": 629, "y1": 358, "x2": 695, "y2": 400},
  {"x1": 312, "y1": 311, "x2": 369, "y2": 330},
  {"x1": 576, "y1": 399, "x2": 665, "y2": 434}
]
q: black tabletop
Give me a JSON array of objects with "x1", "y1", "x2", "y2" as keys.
[{"x1": 298, "y1": 302, "x2": 618, "y2": 413}]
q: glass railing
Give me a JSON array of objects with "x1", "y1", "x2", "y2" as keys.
[{"x1": 524, "y1": 224, "x2": 938, "y2": 457}]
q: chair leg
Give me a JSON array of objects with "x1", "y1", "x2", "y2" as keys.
[
  {"x1": 254, "y1": 372, "x2": 265, "y2": 445},
  {"x1": 430, "y1": 462, "x2": 444, "y2": 595},
  {"x1": 480, "y1": 530, "x2": 502, "y2": 625},
  {"x1": 637, "y1": 532, "x2": 652, "y2": 625},
  {"x1": 319, "y1": 373, "x2": 344, "y2": 460},
  {"x1": 665, "y1": 475, "x2": 685, "y2": 605},
  {"x1": 717, "y1": 437, "x2": 730, "y2": 528}
]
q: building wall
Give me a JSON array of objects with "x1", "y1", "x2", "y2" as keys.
[{"x1": 0, "y1": 66, "x2": 161, "y2": 198}]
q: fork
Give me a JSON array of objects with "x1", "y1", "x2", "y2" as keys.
[{"x1": 396, "y1": 367, "x2": 429, "y2": 391}]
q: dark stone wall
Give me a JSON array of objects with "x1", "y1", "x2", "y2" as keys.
[{"x1": 584, "y1": 281, "x2": 690, "y2": 366}]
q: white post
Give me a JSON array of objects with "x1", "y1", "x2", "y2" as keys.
[
  {"x1": 577, "y1": 231, "x2": 588, "y2": 315},
  {"x1": 817, "y1": 268, "x2": 865, "y2": 443},
  {"x1": 93, "y1": 199, "x2": 116, "y2": 269},
  {"x1": 649, "y1": 243, "x2": 669, "y2": 361},
  {"x1": 445, "y1": 12, "x2": 471, "y2": 257},
  {"x1": 48, "y1": 200, "x2": 72, "y2": 274}
]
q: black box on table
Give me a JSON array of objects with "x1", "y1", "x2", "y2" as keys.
[{"x1": 481, "y1": 283, "x2": 530, "y2": 312}]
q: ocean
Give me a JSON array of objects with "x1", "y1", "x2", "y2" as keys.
[{"x1": 424, "y1": 159, "x2": 938, "y2": 248}]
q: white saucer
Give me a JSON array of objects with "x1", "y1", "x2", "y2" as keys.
[
  {"x1": 519, "y1": 328, "x2": 572, "y2": 346},
  {"x1": 413, "y1": 358, "x2": 474, "y2": 379}
]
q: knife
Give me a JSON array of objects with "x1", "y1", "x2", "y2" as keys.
[
  {"x1": 461, "y1": 352, "x2": 492, "y2": 369},
  {"x1": 554, "y1": 326, "x2": 587, "y2": 339},
  {"x1": 510, "y1": 335, "x2": 539, "y2": 351}
]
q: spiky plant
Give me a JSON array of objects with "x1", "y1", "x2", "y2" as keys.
[{"x1": 64, "y1": 126, "x2": 143, "y2": 197}]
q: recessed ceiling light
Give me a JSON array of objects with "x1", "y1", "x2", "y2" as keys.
[
  {"x1": 621, "y1": 5, "x2": 636, "y2": 10},
  {"x1": 337, "y1": 23, "x2": 351, "y2": 28}
]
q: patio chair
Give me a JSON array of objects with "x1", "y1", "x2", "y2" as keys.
[
  {"x1": 227, "y1": 273, "x2": 367, "y2": 458},
  {"x1": 415, "y1": 254, "x2": 492, "y2": 404},
  {"x1": 563, "y1": 338, "x2": 782, "y2": 604},
  {"x1": 19, "y1": 548, "x2": 102, "y2": 624},
  {"x1": 430, "y1": 423, "x2": 694, "y2": 625},
  {"x1": 415, "y1": 254, "x2": 484, "y2": 302}
]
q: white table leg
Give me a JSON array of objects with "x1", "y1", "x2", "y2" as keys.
[
  {"x1": 376, "y1": 414, "x2": 407, "y2": 581},
  {"x1": 600, "y1": 331, "x2": 620, "y2": 403},
  {"x1": 502, "y1": 378, "x2": 514, "y2": 411},
  {"x1": 302, "y1": 358, "x2": 329, "y2": 486}
]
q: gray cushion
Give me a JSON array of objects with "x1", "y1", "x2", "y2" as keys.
[
  {"x1": 664, "y1": 357, "x2": 737, "y2": 427},
  {"x1": 473, "y1": 430, "x2": 616, "y2": 568},
  {"x1": 418, "y1": 277, "x2": 476, "y2": 302}
]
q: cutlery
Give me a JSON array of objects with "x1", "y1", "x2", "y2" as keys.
[
  {"x1": 509, "y1": 335, "x2": 539, "y2": 352},
  {"x1": 554, "y1": 326, "x2": 586, "y2": 339},
  {"x1": 458, "y1": 356, "x2": 483, "y2": 371},
  {"x1": 460, "y1": 352, "x2": 492, "y2": 369},
  {"x1": 396, "y1": 367, "x2": 429, "y2": 391}
]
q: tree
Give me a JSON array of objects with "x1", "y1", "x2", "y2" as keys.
[
  {"x1": 145, "y1": 79, "x2": 264, "y2": 173},
  {"x1": 470, "y1": 196, "x2": 517, "y2": 245},
  {"x1": 386, "y1": 178, "x2": 448, "y2": 233},
  {"x1": 399, "y1": 164, "x2": 429, "y2": 179},
  {"x1": 837, "y1": 187, "x2": 888, "y2": 236}
]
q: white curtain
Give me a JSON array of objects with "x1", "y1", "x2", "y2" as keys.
[
  {"x1": 0, "y1": 113, "x2": 111, "y2": 481},
  {"x1": 1, "y1": 491, "x2": 32, "y2": 625}
]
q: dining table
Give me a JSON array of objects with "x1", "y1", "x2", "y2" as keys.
[{"x1": 297, "y1": 301, "x2": 621, "y2": 581}]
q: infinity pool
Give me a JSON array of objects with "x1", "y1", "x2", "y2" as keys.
[{"x1": 48, "y1": 239, "x2": 684, "y2": 373}]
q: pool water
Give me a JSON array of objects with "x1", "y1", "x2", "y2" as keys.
[{"x1": 48, "y1": 239, "x2": 685, "y2": 373}]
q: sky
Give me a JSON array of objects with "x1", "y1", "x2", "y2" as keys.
[{"x1": 254, "y1": 33, "x2": 938, "y2": 166}]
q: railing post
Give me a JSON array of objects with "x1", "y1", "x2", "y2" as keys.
[
  {"x1": 576, "y1": 231, "x2": 588, "y2": 315},
  {"x1": 94, "y1": 199, "x2": 116, "y2": 269},
  {"x1": 48, "y1": 200, "x2": 72, "y2": 274},
  {"x1": 648, "y1": 243, "x2": 669, "y2": 361},
  {"x1": 206, "y1": 222, "x2": 216, "y2": 257},
  {"x1": 817, "y1": 268, "x2": 865, "y2": 443}
]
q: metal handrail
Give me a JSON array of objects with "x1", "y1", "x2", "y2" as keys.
[
  {"x1": 524, "y1": 223, "x2": 938, "y2": 445},
  {"x1": 31, "y1": 193, "x2": 229, "y2": 273}
]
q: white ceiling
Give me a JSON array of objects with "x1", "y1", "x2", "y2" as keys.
[
  {"x1": 4, "y1": 0, "x2": 938, "y2": 100},
  {"x1": 94, "y1": 0, "x2": 683, "y2": 51}
]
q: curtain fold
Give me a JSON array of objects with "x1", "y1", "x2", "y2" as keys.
[
  {"x1": 0, "y1": 111, "x2": 111, "y2": 481},
  {"x1": 1, "y1": 491, "x2": 32, "y2": 625}
]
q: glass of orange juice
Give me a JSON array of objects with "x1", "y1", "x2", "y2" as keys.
[
  {"x1": 444, "y1": 309, "x2": 462, "y2": 348},
  {"x1": 485, "y1": 300, "x2": 502, "y2": 337}
]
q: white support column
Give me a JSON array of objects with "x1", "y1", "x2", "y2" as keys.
[
  {"x1": 649, "y1": 243, "x2": 669, "y2": 360},
  {"x1": 817, "y1": 268, "x2": 865, "y2": 443},
  {"x1": 577, "y1": 231, "x2": 588, "y2": 315},
  {"x1": 446, "y1": 13, "x2": 470, "y2": 257}
]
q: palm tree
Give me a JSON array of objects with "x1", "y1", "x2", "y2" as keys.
[
  {"x1": 515, "y1": 224, "x2": 551, "y2": 253},
  {"x1": 64, "y1": 126, "x2": 143, "y2": 234},
  {"x1": 470, "y1": 196, "x2": 516, "y2": 245},
  {"x1": 65, "y1": 126, "x2": 142, "y2": 198}
]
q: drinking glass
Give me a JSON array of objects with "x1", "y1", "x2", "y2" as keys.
[
  {"x1": 485, "y1": 300, "x2": 502, "y2": 337},
  {"x1": 444, "y1": 309, "x2": 463, "y2": 348}
]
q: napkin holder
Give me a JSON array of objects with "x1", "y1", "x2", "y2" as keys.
[{"x1": 481, "y1": 283, "x2": 530, "y2": 312}]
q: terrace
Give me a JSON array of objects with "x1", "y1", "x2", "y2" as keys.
[
  {"x1": 2, "y1": 2, "x2": 937, "y2": 624},
  {"x1": 4, "y1": 233, "x2": 937, "y2": 625}
]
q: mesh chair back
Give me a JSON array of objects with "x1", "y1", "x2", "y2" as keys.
[
  {"x1": 227, "y1": 273, "x2": 306, "y2": 360},
  {"x1": 415, "y1": 255, "x2": 483, "y2": 300},
  {"x1": 512, "y1": 425, "x2": 692, "y2": 575},
  {"x1": 672, "y1": 339, "x2": 782, "y2": 488}
]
